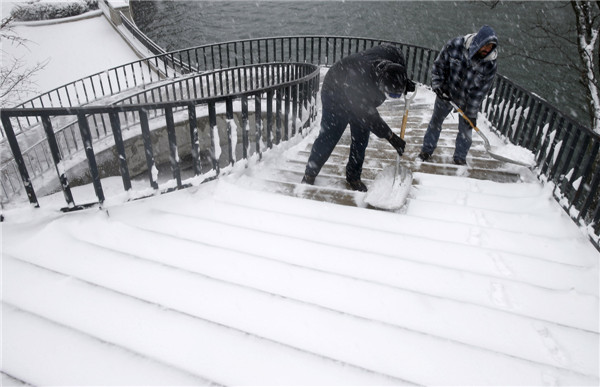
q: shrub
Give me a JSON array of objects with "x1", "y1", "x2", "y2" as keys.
[{"x1": 10, "y1": 1, "x2": 99, "y2": 22}]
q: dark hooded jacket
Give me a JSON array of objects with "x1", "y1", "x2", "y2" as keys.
[
  {"x1": 431, "y1": 25, "x2": 498, "y2": 118},
  {"x1": 321, "y1": 44, "x2": 408, "y2": 139}
]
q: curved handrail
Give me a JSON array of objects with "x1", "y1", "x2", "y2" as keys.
[
  {"x1": 1, "y1": 61, "x2": 320, "y2": 205},
  {"x1": 1, "y1": 35, "x2": 435, "y2": 137}
]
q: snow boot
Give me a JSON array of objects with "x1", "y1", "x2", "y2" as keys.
[
  {"x1": 301, "y1": 174, "x2": 315, "y2": 185},
  {"x1": 453, "y1": 157, "x2": 467, "y2": 166},
  {"x1": 418, "y1": 151, "x2": 431, "y2": 162},
  {"x1": 347, "y1": 179, "x2": 368, "y2": 192}
]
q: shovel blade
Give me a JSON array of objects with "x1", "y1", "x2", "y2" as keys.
[{"x1": 365, "y1": 164, "x2": 413, "y2": 210}]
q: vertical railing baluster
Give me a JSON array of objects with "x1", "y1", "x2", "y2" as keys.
[
  {"x1": 40, "y1": 114, "x2": 75, "y2": 206},
  {"x1": 540, "y1": 115, "x2": 565, "y2": 177},
  {"x1": 226, "y1": 98, "x2": 235, "y2": 165},
  {"x1": 139, "y1": 109, "x2": 159, "y2": 190},
  {"x1": 164, "y1": 107, "x2": 182, "y2": 188},
  {"x1": 77, "y1": 113, "x2": 105, "y2": 204},
  {"x1": 573, "y1": 139, "x2": 599, "y2": 220},
  {"x1": 242, "y1": 95, "x2": 249, "y2": 159},
  {"x1": 208, "y1": 102, "x2": 220, "y2": 174},
  {"x1": 266, "y1": 90, "x2": 273, "y2": 148},
  {"x1": 255, "y1": 93, "x2": 263, "y2": 159},
  {"x1": 108, "y1": 111, "x2": 131, "y2": 192},
  {"x1": 276, "y1": 88, "x2": 283, "y2": 143},
  {"x1": 550, "y1": 122, "x2": 575, "y2": 183},
  {"x1": 188, "y1": 104, "x2": 201, "y2": 176},
  {"x1": 284, "y1": 84, "x2": 291, "y2": 140}
]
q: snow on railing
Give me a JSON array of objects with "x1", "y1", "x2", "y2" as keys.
[
  {"x1": 1, "y1": 62, "x2": 319, "y2": 211},
  {"x1": 482, "y1": 74, "x2": 600, "y2": 246},
  {"x1": 1, "y1": 35, "x2": 598, "y2": 248}
]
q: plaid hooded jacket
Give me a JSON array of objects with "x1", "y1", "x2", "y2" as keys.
[{"x1": 431, "y1": 25, "x2": 498, "y2": 119}]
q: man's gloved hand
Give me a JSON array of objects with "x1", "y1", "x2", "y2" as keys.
[
  {"x1": 388, "y1": 133, "x2": 406, "y2": 156},
  {"x1": 433, "y1": 87, "x2": 451, "y2": 101}
]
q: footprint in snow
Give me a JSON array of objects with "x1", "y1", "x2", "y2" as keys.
[
  {"x1": 490, "y1": 282, "x2": 512, "y2": 309},
  {"x1": 533, "y1": 322, "x2": 571, "y2": 367},
  {"x1": 490, "y1": 252, "x2": 514, "y2": 277}
]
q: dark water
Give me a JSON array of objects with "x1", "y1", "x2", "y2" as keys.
[{"x1": 131, "y1": 1, "x2": 587, "y2": 126}]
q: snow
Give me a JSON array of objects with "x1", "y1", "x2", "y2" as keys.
[
  {"x1": 364, "y1": 161, "x2": 412, "y2": 210},
  {"x1": 1, "y1": 6, "x2": 599, "y2": 386},
  {"x1": 1, "y1": 1, "x2": 140, "y2": 107}
]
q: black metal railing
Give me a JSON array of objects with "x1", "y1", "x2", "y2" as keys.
[
  {"x1": 0, "y1": 36, "x2": 435, "y2": 200},
  {"x1": 0, "y1": 35, "x2": 598, "y2": 247},
  {"x1": 0, "y1": 36, "x2": 434, "y2": 136},
  {"x1": 1, "y1": 62, "x2": 320, "y2": 210},
  {"x1": 483, "y1": 74, "x2": 600, "y2": 243}
]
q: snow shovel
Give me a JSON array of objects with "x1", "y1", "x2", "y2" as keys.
[
  {"x1": 364, "y1": 90, "x2": 417, "y2": 210},
  {"x1": 448, "y1": 100, "x2": 535, "y2": 168}
]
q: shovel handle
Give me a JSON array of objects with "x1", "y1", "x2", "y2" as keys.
[
  {"x1": 447, "y1": 100, "x2": 493, "y2": 151},
  {"x1": 400, "y1": 109, "x2": 409, "y2": 139},
  {"x1": 448, "y1": 101, "x2": 480, "y2": 132},
  {"x1": 400, "y1": 90, "x2": 417, "y2": 139}
]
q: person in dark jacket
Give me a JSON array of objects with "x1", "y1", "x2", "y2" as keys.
[
  {"x1": 302, "y1": 44, "x2": 416, "y2": 192},
  {"x1": 419, "y1": 25, "x2": 498, "y2": 165}
]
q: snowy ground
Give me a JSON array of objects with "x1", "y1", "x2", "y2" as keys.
[
  {"x1": 1, "y1": 0, "x2": 140, "y2": 107},
  {"x1": 1, "y1": 4, "x2": 599, "y2": 386}
]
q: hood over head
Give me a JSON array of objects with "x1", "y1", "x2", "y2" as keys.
[
  {"x1": 467, "y1": 25, "x2": 498, "y2": 61},
  {"x1": 375, "y1": 60, "x2": 407, "y2": 95}
]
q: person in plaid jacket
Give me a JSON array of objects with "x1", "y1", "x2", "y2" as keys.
[{"x1": 419, "y1": 25, "x2": 498, "y2": 165}]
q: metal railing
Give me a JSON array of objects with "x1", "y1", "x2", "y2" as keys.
[
  {"x1": 1, "y1": 36, "x2": 434, "y2": 137},
  {"x1": 483, "y1": 74, "x2": 600, "y2": 244},
  {"x1": 1, "y1": 62, "x2": 320, "y2": 210},
  {"x1": 0, "y1": 35, "x2": 598, "y2": 247}
]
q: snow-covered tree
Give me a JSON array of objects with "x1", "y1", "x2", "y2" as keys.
[
  {"x1": 572, "y1": 1, "x2": 600, "y2": 133},
  {"x1": 0, "y1": 15, "x2": 48, "y2": 107},
  {"x1": 491, "y1": 1, "x2": 600, "y2": 133}
]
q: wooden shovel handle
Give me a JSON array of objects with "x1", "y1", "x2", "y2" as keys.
[{"x1": 400, "y1": 108, "x2": 409, "y2": 139}]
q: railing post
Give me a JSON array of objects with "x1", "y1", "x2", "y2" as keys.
[
  {"x1": 276, "y1": 89, "x2": 283, "y2": 144},
  {"x1": 291, "y1": 84, "x2": 298, "y2": 136},
  {"x1": 266, "y1": 90, "x2": 273, "y2": 148},
  {"x1": 41, "y1": 115, "x2": 76, "y2": 207},
  {"x1": 241, "y1": 95, "x2": 249, "y2": 159},
  {"x1": 226, "y1": 98, "x2": 236, "y2": 165},
  {"x1": 208, "y1": 102, "x2": 220, "y2": 174},
  {"x1": 188, "y1": 104, "x2": 202, "y2": 176},
  {"x1": 139, "y1": 109, "x2": 159, "y2": 190},
  {"x1": 284, "y1": 85, "x2": 291, "y2": 141},
  {"x1": 1, "y1": 113, "x2": 39, "y2": 207},
  {"x1": 255, "y1": 93, "x2": 262, "y2": 159},
  {"x1": 576, "y1": 140, "x2": 600, "y2": 222},
  {"x1": 108, "y1": 111, "x2": 132, "y2": 191},
  {"x1": 164, "y1": 107, "x2": 182, "y2": 188},
  {"x1": 77, "y1": 113, "x2": 105, "y2": 204}
]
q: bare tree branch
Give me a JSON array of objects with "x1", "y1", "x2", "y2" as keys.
[{"x1": 0, "y1": 15, "x2": 48, "y2": 106}]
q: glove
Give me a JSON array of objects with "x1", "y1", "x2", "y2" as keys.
[
  {"x1": 388, "y1": 133, "x2": 406, "y2": 156},
  {"x1": 433, "y1": 87, "x2": 450, "y2": 101},
  {"x1": 406, "y1": 79, "x2": 416, "y2": 93}
]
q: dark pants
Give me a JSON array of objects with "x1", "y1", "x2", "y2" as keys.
[
  {"x1": 305, "y1": 106, "x2": 371, "y2": 182},
  {"x1": 421, "y1": 96, "x2": 473, "y2": 161}
]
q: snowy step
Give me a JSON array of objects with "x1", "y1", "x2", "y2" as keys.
[
  {"x1": 4, "y1": 186, "x2": 597, "y2": 384},
  {"x1": 3, "y1": 257, "x2": 400, "y2": 385}
]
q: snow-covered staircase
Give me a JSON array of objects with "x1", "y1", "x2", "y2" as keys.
[
  {"x1": 235, "y1": 90, "x2": 530, "y2": 208},
  {"x1": 2, "y1": 89, "x2": 598, "y2": 386}
]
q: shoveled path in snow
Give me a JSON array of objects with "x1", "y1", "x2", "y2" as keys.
[{"x1": 2, "y1": 90, "x2": 599, "y2": 386}]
